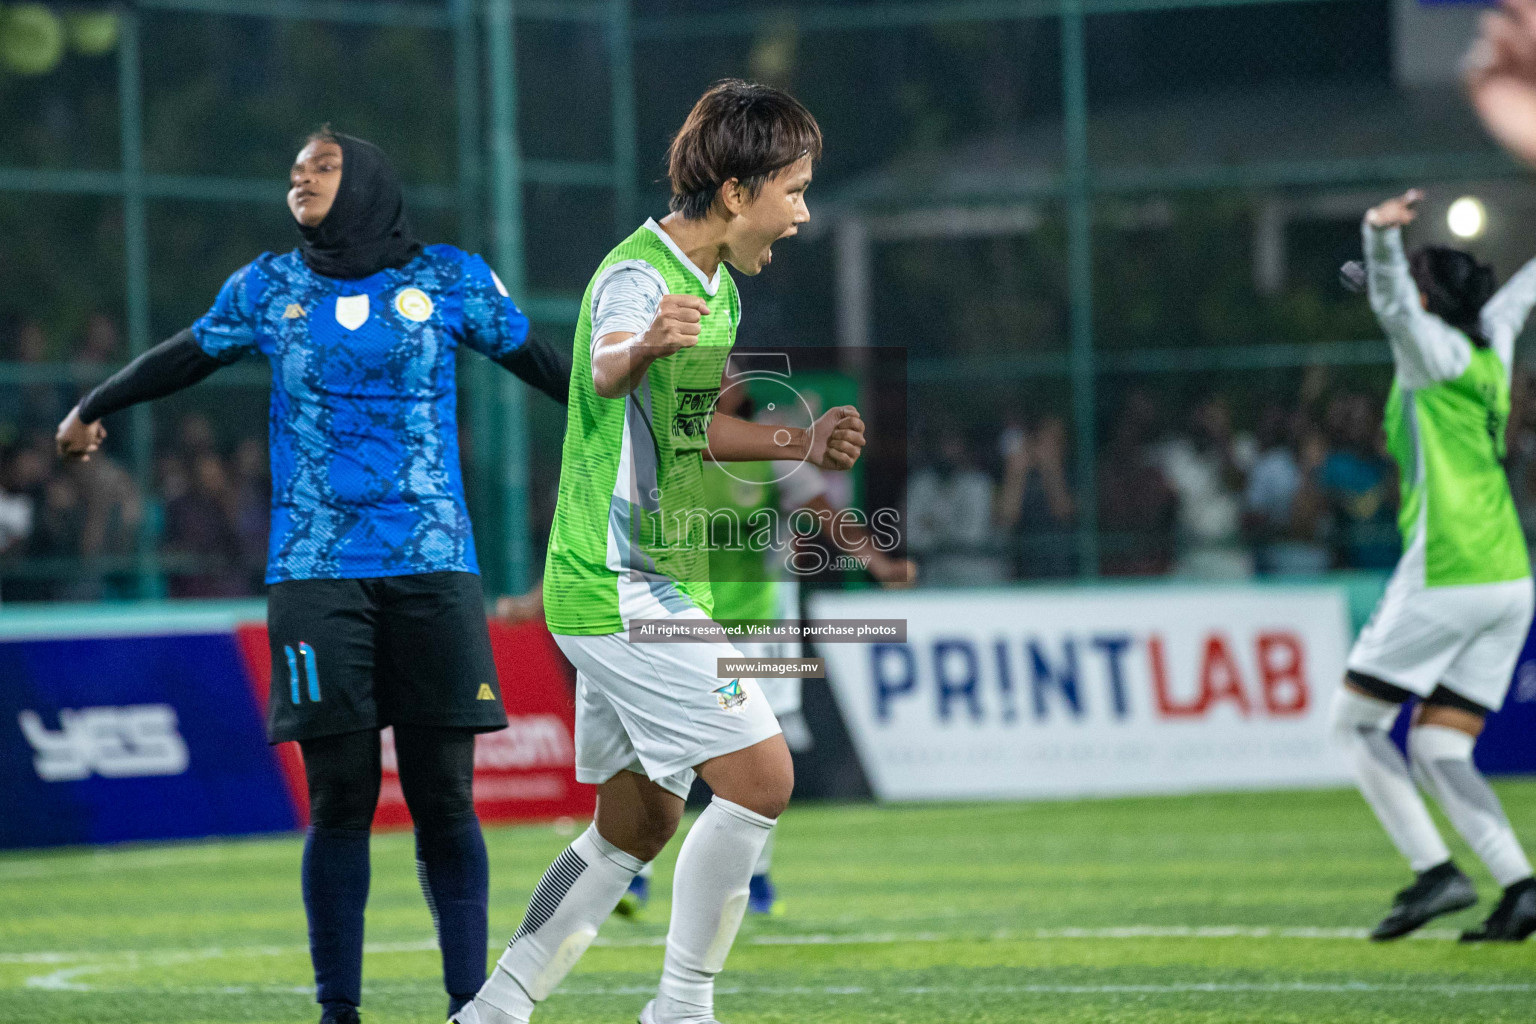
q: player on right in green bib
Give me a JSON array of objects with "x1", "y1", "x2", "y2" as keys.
[
  {"x1": 456, "y1": 82, "x2": 865, "y2": 1024},
  {"x1": 1331, "y1": 188, "x2": 1536, "y2": 943}
]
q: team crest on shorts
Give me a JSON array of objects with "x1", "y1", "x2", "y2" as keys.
[
  {"x1": 394, "y1": 287, "x2": 434, "y2": 322},
  {"x1": 714, "y1": 679, "x2": 749, "y2": 713}
]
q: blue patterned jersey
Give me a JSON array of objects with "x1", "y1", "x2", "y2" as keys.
[{"x1": 192, "y1": 244, "x2": 529, "y2": 583}]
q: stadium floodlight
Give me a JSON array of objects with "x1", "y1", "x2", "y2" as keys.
[
  {"x1": 0, "y1": 4, "x2": 66, "y2": 76},
  {"x1": 1447, "y1": 196, "x2": 1487, "y2": 240}
]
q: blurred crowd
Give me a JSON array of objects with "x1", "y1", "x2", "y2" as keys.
[
  {"x1": 13, "y1": 314, "x2": 1536, "y2": 600},
  {"x1": 909, "y1": 368, "x2": 1536, "y2": 586},
  {"x1": 0, "y1": 316, "x2": 268, "y2": 602}
]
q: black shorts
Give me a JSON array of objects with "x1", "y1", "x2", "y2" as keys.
[{"x1": 266, "y1": 571, "x2": 508, "y2": 744}]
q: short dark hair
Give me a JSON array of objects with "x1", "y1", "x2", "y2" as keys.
[
  {"x1": 667, "y1": 80, "x2": 822, "y2": 221},
  {"x1": 1410, "y1": 245, "x2": 1497, "y2": 345}
]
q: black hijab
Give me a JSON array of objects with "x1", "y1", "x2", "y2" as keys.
[{"x1": 297, "y1": 133, "x2": 423, "y2": 280}]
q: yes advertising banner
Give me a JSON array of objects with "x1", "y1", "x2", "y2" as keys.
[
  {"x1": 809, "y1": 586, "x2": 1356, "y2": 801},
  {"x1": 1, "y1": 606, "x2": 592, "y2": 849},
  {"x1": 0, "y1": 628, "x2": 297, "y2": 848}
]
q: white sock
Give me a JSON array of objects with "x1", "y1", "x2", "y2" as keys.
[
  {"x1": 1411, "y1": 724, "x2": 1534, "y2": 888},
  {"x1": 655, "y1": 797, "x2": 775, "y2": 1023},
  {"x1": 474, "y1": 825, "x2": 645, "y2": 1023},
  {"x1": 752, "y1": 828, "x2": 775, "y2": 877},
  {"x1": 1331, "y1": 689, "x2": 1451, "y2": 872}
]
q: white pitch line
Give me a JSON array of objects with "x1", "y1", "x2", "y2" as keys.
[
  {"x1": 5, "y1": 923, "x2": 1471, "y2": 980},
  {"x1": 17, "y1": 979, "x2": 1536, "y2": 998},
  {"x1": 2, "y1": 924, "x2": 1467, "y2": 967},
  {"x1": 3, "y1": 940, "x2": 438, "y2": 967},
  {"x1": 24, "y1": 965, "x2": 110, "y2": 992}
]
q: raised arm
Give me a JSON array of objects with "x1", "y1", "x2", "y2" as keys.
[
  {"x1": 1363, "y1": 191, "x2": 1471, "y2": 388},
  {"x1": 1481, "y1": 255, "x2": 1536, "y2": 369}
]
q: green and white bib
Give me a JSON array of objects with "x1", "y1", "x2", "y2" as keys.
[
  {"x1": 544, "y1": 221, "x2": 739, "y2": 634},
  {"x1": 1385, "y1": 344, "x2": 1529, "y2": 587},
  {"x1": 702, "y1": 458, "x2": 782, "y2": 624}
]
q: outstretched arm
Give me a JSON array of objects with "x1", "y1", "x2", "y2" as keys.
[
  {"x1": 491, "y1": 332, "x2": 570, "y2": 405},
  {"x1": 58, "y1": 328, "x2": 232, "y2": 460},
  {"x1": 706, "y1": 405, "x2": 865, "y2": 470},
  {"x1": 458, "y1": 252, "x2": 570, "y2": 404}
]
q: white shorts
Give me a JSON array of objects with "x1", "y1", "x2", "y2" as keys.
[
  {"x1": 1347, "y1": 572, "x2": 1534, "y2": 712},
  {"x1": 742, "y1": 578, "x2": 806, "y2": 718},
  {"x1": 736, "y1": 639, "x2": 804, "y2": 717},
  {"x1": 554, "y1": 628, "x2": 783, "y2": 800}
]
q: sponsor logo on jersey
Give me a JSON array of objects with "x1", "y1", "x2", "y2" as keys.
[
  {"x1": 476, "y1": 683, "x2": 497, "y2": 701},
  {"x1": 18, "y1": 705, "x2": 190, "y2": 782},
  {"x1": 714, "y1": 679, "x2": 749, "y2": 713},
  {"x1": 673, "y1": 387, "x2": 720, "y2": 442},
  {"x1": 283, "y1": 303, "x2": 307, "y2": 319},
  {"x1": 394, "y1": 287, "x2": 434, "y2": 322}
]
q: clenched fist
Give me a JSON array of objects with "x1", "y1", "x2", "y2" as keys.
[
  {"x1": 806, "y1": 405, "x2": 866, "y2": 471},
  {"x1": 638, "y1": 294, "x2": 710, "y2": 359}
]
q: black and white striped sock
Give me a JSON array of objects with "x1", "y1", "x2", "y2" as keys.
[{"x1": 474, "y1": 825, "x2": 645, "y2": 1024}]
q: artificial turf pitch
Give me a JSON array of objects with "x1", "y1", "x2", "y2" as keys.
[{"x1": 4, "y1": 785, "x2": 1535, "y2": 1024}]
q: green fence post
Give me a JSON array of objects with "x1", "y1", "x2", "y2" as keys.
[
  {"x1": 486, "y1": 0, "x2": 532, "y2": 594},
  {"x1": 1061, "y1": 0, "x2": 1099, "y2": 577},
  {"x1": 119, "y1": 9, "x2": 159, "y2": 599},
  {"x1": 609, "y1": 0, "x2": 637, "y2": 233},
  {"x1": 454, "y1": 0, "x2": 498, "y2": 591}
]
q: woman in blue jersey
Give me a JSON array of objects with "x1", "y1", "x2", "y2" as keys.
[{"x1": 56, "y1": 128, "x2": 569, "y2": 1023}]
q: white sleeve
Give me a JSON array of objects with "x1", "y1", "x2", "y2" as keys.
[
  {"x1": 590, "y1": 260, "x2": 667, "y2": 355},
  {"x1": 1364, "y1": 220, "x2": 1472, "y2": 389},
  {"x1": 1480, "y1": 256, "x2": 1536, "y2": 373}
]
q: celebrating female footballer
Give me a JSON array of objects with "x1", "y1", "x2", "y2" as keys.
[
  {"x1": 458, "y1": 81, "x2": 865, "y2": 1024},
  {"x1": 1331, "y1": 188, "x2": 1536, "y2": 942}
]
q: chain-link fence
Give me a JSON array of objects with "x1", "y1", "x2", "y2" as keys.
[{"x1": 0, "y1": 0, "x2": 1528, "y2": 602}]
